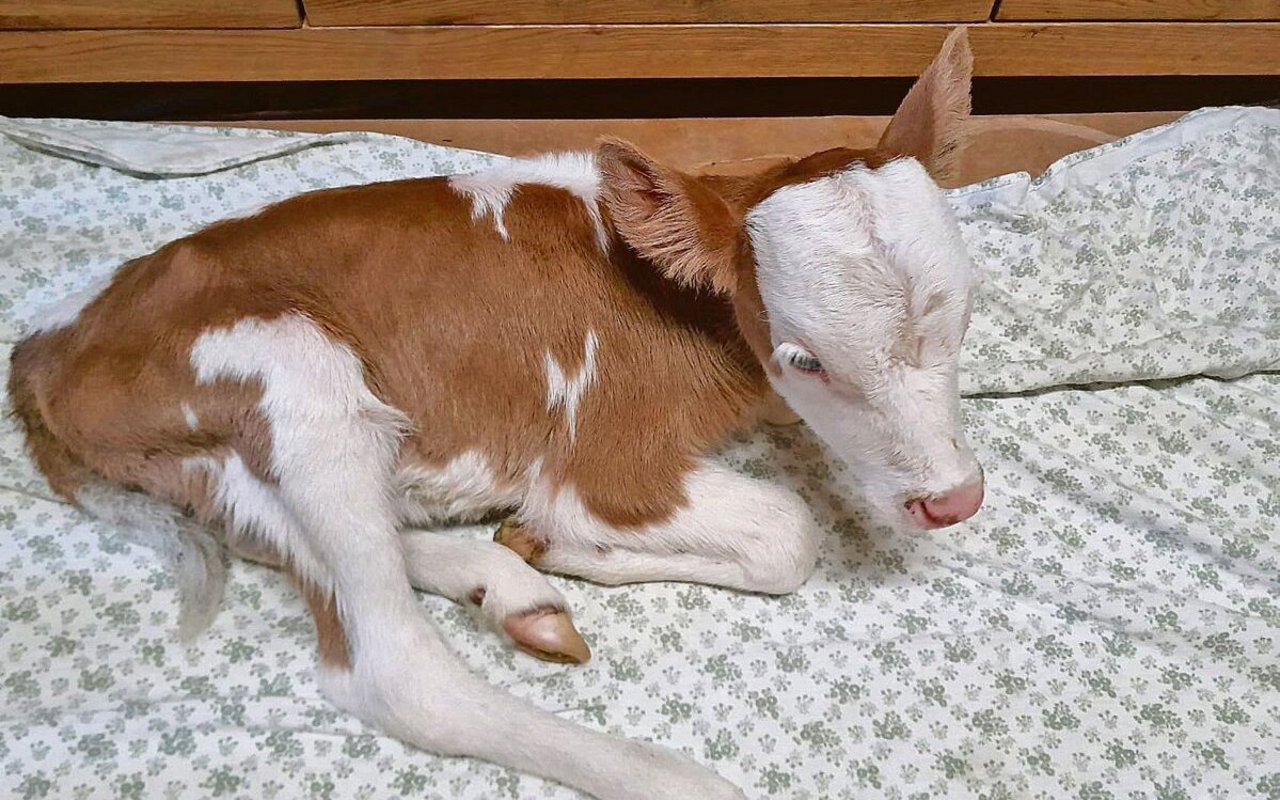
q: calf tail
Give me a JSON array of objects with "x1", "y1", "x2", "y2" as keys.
[
  {"x1": 75, "y1": 481, "x2": 226, "y2": 639},
  {"x1": 7, "y1": 333, "x2": 225, "y2": 638}
]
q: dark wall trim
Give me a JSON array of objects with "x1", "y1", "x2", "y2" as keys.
[{"x1": 0, "y1": 76, "x2": 1275, "y2": 121}]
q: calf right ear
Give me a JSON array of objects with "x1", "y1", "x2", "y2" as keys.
[
  {"x1": 877, "y1": 26, "x2": 973, "y2": 182},
  {"x1": 597, "y1": 139, "x2": 742, "y2": 294}
]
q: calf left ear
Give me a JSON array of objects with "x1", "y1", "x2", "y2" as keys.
[
  {"x1": 597, "y1": 139, "x2": 742, "y2": 294},
  {"x1": 877, "y1": 26, "x2": 973, "y2": 182}
]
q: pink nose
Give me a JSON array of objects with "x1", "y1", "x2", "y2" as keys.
[{"x1": 905, "y1": 478, "x2": 985, "y2": 529}]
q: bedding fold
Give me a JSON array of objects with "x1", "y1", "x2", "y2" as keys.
[{"x1": 954, "y1": 106, "x2": 1280, "y2": 394}]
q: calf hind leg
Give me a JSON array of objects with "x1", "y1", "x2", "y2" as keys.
[
  {"x1": 211, "y1": 456, "x2": 737, "y2": 798},
  {"x1": 300, "y1": 500, "x2": 745, "y2": 800},
  {"x1": 194, "y1": 315, "x2": 744, "y2": 800}
]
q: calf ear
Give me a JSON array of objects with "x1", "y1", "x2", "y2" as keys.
[
  {"x1": 877, "y1": 26, "x2": 973, "y2": 182},
  {"x1": 597, "y1": 139, "x2": 741, "y2": 294}
]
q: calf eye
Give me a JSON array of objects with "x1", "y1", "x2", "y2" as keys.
[
  {"x1": 776, "y1": 343, "x2": 826, "y2": 376},
  {"x1": 789, "y1": 352, "x2": 824, "y2": 373}
]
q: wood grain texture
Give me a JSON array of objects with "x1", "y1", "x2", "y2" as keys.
[
  {"x1": 998, "y1": 0, "x2": 1280, "y2": 20},
  {"x1": 0, "y1": 0, "x2": 300, "y2": 30},
  {"x1": 0, "y1": 24, "x2": 1277, "y2": 83},
  {"x1": 213, "y1": 112, "x2": 1185, "y2": 184},
  {"x1": 303, "y1": 0, "x2": 994, "y2": 25}
]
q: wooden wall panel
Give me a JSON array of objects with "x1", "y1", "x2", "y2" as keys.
[
  {"x1": 0, "y1": 0, "x2": 300, "y2": 30},
  {"x1": 997, "y1": 0, "x2": 1279, "y2": 20},
  {"x1": 0, "y1": 24, "x2": 1276, "y2": 83},
  {"x1": 303, "y1": 0, "x2": 995, "y2": 25}
]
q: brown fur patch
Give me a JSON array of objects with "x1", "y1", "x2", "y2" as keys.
[
  {"x1": 12, "y1": 169, "x2": 775, "y2": 541},
  {"x1": 597, "y1": 139, "x2": 744, "y2": 295},
  {"x1": 298, "y1": 576, "x2": 352, "y2": 671},
  {"x1": 229, "y1": 537, "x2": 351, "y2": 671}
]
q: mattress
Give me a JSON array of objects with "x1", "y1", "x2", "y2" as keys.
[{"x1": 0, "y1": 106, "x2": 1277, "y2": 799}]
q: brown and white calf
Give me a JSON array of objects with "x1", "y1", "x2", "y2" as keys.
[{"x1": 9, "y1": 30, "x2": 982, "y2": 800}]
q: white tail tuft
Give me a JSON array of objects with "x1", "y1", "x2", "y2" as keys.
[{"x1": 75, "y1": 481, "x2": 226, "y2": 640}]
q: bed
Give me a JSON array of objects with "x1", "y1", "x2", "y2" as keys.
[{"x1": 0, "y1": 105, "x2": 1277, "y2": 799}]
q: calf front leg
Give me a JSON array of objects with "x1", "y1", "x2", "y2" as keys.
[
  {"x1": 400, "y1": 531, "x2": 590, "y2": 663},
  {"x1": 504, "y1": 459, "x2": 819, "y2": 594},
  {"x1": 231, "y1": 527, "x2": 588, "y2": 663}
]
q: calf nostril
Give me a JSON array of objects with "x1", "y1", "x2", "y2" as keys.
[
  {"x1": 903, "y1": 497, "x2": 934, "y2": 528},
  {"x1": 905, "y1": 478, "x2": 985, "y2": 529},
  {"x1": 923, "y1": 481, "x2": 984, "y2": 524}
]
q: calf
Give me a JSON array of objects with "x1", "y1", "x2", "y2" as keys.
[{"x1": 8, "y1": 29, "x2": 981, "y2": 800}]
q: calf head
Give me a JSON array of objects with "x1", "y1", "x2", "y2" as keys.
[{"x1": 599, "y1": 29, "x2": 983, "y2": 530}]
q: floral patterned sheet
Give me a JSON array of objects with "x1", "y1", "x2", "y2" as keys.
[{"x1": 0, "y1": 106, "x2": 1277, "y2": 800}]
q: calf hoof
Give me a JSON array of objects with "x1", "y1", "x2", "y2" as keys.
[
  {"x1": 494, "y1": 518, "x2": 546, "y2": 563},
  {"x1": 503, "y1": 609, "x2": 591, "y2": 664}
]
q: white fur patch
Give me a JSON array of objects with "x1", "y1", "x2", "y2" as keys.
[
  {"x1": 189, "y1": 314, "x2": 410, "y2": 609},
  {"x1": 393, "y1": 450, "x2": 523, "y2": 526},
  {"x1": 519, "y1": 459, "x2": 817, "y2": 594},
  {"x1": 543, "y1": 331, "x2": 599, "y2": 443},
  {"x1": 449, "y1": 152, "x2": 609, "y2": 252},
  {"x1": 181, "y1": 403, "x2": 199, "y2": 430},
  {"x1": 74, "y1": 480, "x2": 225, "y2": 639},
  {"x1": 184, "y1": 451, "x2": 330, "y2": 590},
  {"x1": 400, "y1": 530, "x2": 566, "y2": 621}
]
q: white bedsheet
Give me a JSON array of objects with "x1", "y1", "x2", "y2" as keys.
[{"x1": 0, "y1": 107, "x2": 1277, "y2": 800}]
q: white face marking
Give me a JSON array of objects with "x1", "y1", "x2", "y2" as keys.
[
  {"x1": 181, "y1": 403, "x2": 199, "y2": 430},
  {"x1": 393, "y1": 450, "x2": 524, "y2": 526},
  {"x1": 26, "y1": 274, "x2": 110, "y2": 334},
  {"x1": 449, "y1": 152, "x2": 609, "y2": 252},
  {"x1": 543, "y1": 331, "x2": 599, "y2": 443},
  {"x1": 746, "y1": 158, "x2": 981, "y2": 526}
]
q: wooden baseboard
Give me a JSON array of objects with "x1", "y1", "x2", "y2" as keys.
[{"x1": 210, "y1": 111, "x2": 1186, "y2": 185}]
